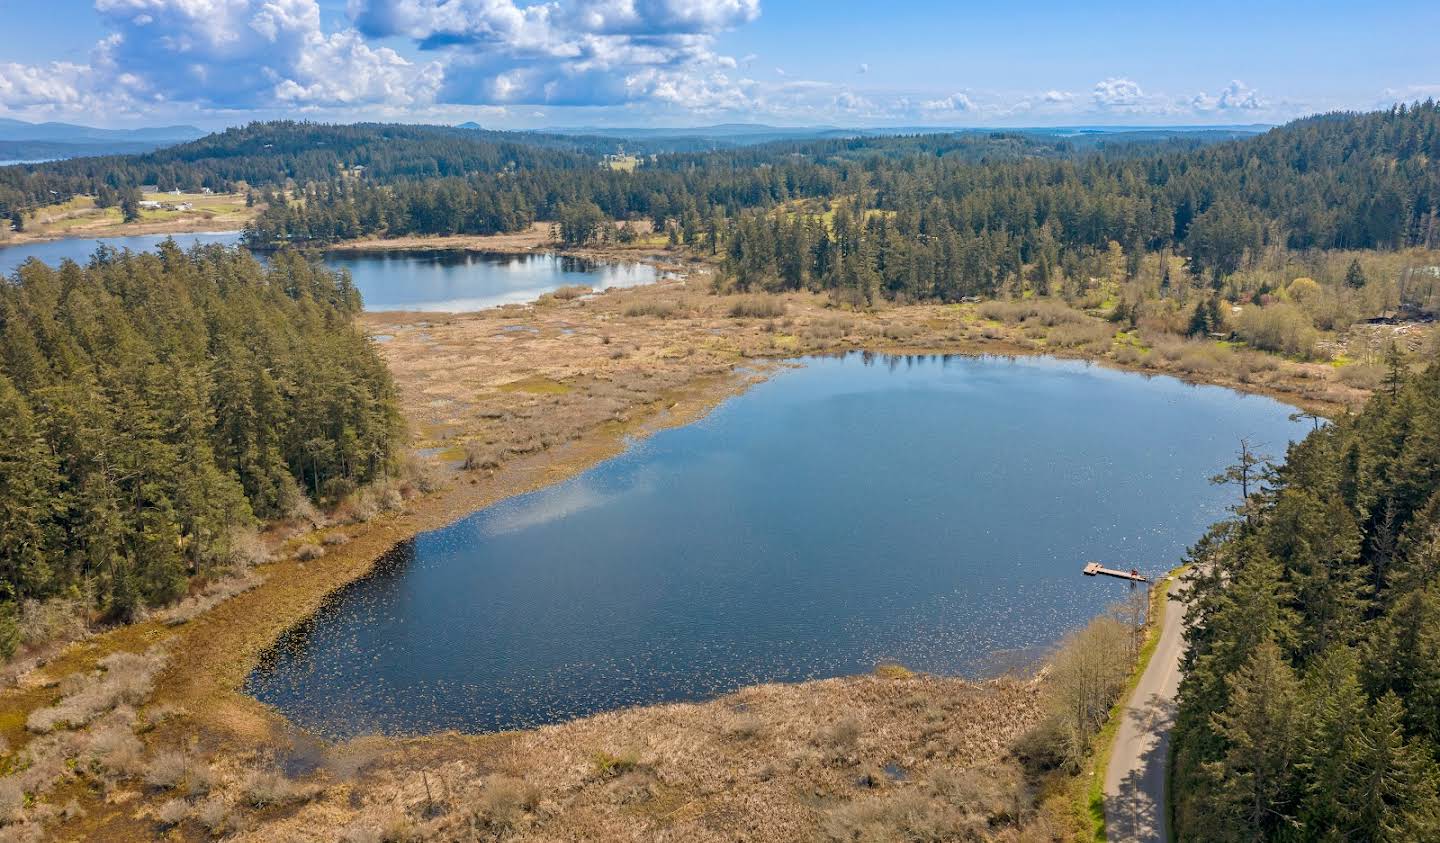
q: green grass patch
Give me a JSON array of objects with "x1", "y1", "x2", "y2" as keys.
[
  {"x1": 591, "y1": 749, "x2": 640, "y2": 778},
  {"x1": 50, "y1": 211, "x2": 117, "y2": 230},
  {"x1": 873, "y1": 662, "x2": 914, "y2": 680},
  {"x1": 46, "y1": 195, "x2": 97, "y2": 214},
  {"x1": 1112, "y1": 331, "x2": 1151, "y2": 352}
]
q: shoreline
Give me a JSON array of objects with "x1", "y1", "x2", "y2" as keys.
[
  {"x1": 0, "y1": 205, "x2": 255, "y2": 246},
  {"x1": 154, "y1": 336, "x2": 1337, "y2": 743},
  {"x1": 1, "y1": 254, "x2": 1369, "y2": 840},
  {"x1": 4, "y1": 218, "x2": 686, "y2": 265},
  {"x1": 5, "y1": 286, "x2": 1347, "y2": 738},
  {"x1": 0, "y1": 225, "x2": 245, "y2": 248},
  {"x1": 0, "y1": 222, "x2": 1381, "y2": 421}
]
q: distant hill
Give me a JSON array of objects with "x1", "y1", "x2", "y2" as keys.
[
  {"x1": 0, "y1": 118, "x2": 204, "y2": 161},
  {"x1": 541, "y1": 122, "x2": 852, "y2": 146},
  {"x1": 538, "y1": 122, "x2": 1271, "y2": 148}
]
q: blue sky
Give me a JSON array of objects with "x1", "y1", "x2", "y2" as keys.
[{"x1": 1, "y1": 0, "x2": 1436, "y2": 130}]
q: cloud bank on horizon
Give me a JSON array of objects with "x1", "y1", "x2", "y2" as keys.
[{"x1": 0, "y1": 0, "x2": 1434, "y2": 128}]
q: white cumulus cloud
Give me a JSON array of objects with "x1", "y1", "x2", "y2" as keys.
[
  {"x1": 0, "y1": 0, "x2": 442, "y2": 113},
  {"x1": 1092, "y1": 76, "x2": 1143, "y2": 108},
  {"x1": 0, "y1": 62, "x2": 105, "y2": 111},
  {"x1": 348, "y1": 0, "x2": 757, "y2": 108},
  {"x1": 833, "y1": 90, "x2": 874, "y2": 112},
  {"x1": 0, "y1": 0, "x2": 761, "y2": 116},
  {"x1": 1189, "y1": 80, "x2": 1265, "y2": 113},
  {"x1": 920, "y1": 92, "x2": 975, "y2": 112}
]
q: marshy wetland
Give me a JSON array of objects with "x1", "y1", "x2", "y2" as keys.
[{"x1": 0, "y1": 245, "x2": 1383, "y2": 841}]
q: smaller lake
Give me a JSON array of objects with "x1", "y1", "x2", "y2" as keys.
[
  {"x1": 247, "y1": 353, "x2": 1309, "y2": 738},
  {"x1": 0, "y1": 235, "x2": 657, "y2": 311},
  {"x1": 0, "y1": 232, "x2": 246, "y2": 276},
  {"x1": 324, "y1": 250, "x2": 657, "y2": 312}
]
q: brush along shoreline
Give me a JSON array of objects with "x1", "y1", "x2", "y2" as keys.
[{"x1": 0, "y1": 241, "x2": 1370, "y2": 840}]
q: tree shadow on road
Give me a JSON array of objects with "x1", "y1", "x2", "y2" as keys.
[{"x1": 1105, "y1": 691, "x2": 1175, "y2": 842}]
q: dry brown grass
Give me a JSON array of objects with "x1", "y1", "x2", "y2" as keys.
[
  {"x1": 15, "y1": 594, "x2": 91, "y2": 654},
  {"x1": 157, "y1": 570, "x2": 264, "y2": 627},
  {"x1": 818, "y1": 764, "x2": 1034, "y2": 843},
  {"x1": 294, "y1": 542, "x2": 326, "y2": 562},
  {"x1": 26, "y1": 648, "x2": 167, "y2": 733},
  {"x1": 729, "y1": 295, "x2": 787, "y2": 319},
  {"x1": 978, "y1": 299, "x2": 1089, "y2": 327},
  {"x1": 0, "y1": 270, "x2": 1378, "y2": 841},
  {"x1": 1047, "y1": 320, "x2": 1116, "y2": 349},
  {"x1": 548, "y1": 284, "x2": 592, "y2": 301},
  {"x1": 84, "y1": 718, "x2": 145, "y2": 778},
  {"x1": 624, "y1": 299, "x2": 684, "y2": 318},
  {"x1": 215, "y1": 674, "x2": 1045, "y2": 842},
  {"x1": 241, "y1": 768, "x2": 320, "y2": 808},
  {"x1": 0, "y1": 647, "x2": 172, "y2": 838},
  {"x1": 142, "y1": 749, "x2": 190, "y2": 790},
  {"x1": 476, "y1": 775, "x2": 542, "y2": 830},
  {"x1": 154, "y1": 797, "x2": 188, "y2": 828},
  {"x1": 192, "y1": 796, "x2": 231, "y2": 834},
  {"x1": 1336, "y1": 362, "x2": 1385, "y2": 390}
]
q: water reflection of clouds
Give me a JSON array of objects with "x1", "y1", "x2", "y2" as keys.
[
  {"x1": 481, "y1": 468, "x2": 654, "y2": 536},
  {"x1": 250, "y1": 353, "x2": 1314, "y2": 738},
  {"x1": 331, "y1": 251, "x2": 658, "y2": 312}
]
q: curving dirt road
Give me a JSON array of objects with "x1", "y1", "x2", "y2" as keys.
[{"x1": 1104, "y1": 576, "x2": 1188, "y2": 843}]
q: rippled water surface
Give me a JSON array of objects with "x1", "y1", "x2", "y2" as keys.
[
  {"x1": 0, "y1": 236, "x2": 655, "y2": 311},
  {"x1": 247, "y1": 353, "x2": 1309, "y2": 738}
]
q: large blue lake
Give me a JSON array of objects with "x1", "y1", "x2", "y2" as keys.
[
  {"x1": 246, "y1": 352, "x2": 1309, "y2": 738},
  {"x1": 0, "y1": 234, "x2": 656, "y2": 311}
]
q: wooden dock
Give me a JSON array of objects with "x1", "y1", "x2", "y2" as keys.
[{"x1": 1083, "y1": 562, "x2": 1150, "y2": 583}]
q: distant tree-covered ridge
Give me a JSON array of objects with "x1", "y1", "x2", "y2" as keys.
[
  {"x1": 228, "y1": 104, "x2": 1440, "y2": 307},
  {"x1": 0, "y1": 243, "x2": 401, "y2": 626},
  {"x1": 8, "y1": 108, "x2": 1434, "y2": 297},
  {"x1": 1172, "y1": 354, "x2": 1440, "y2": 840},
  {"x1": 0, "y1": 121, "x2": 621, "y2": 213}
]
